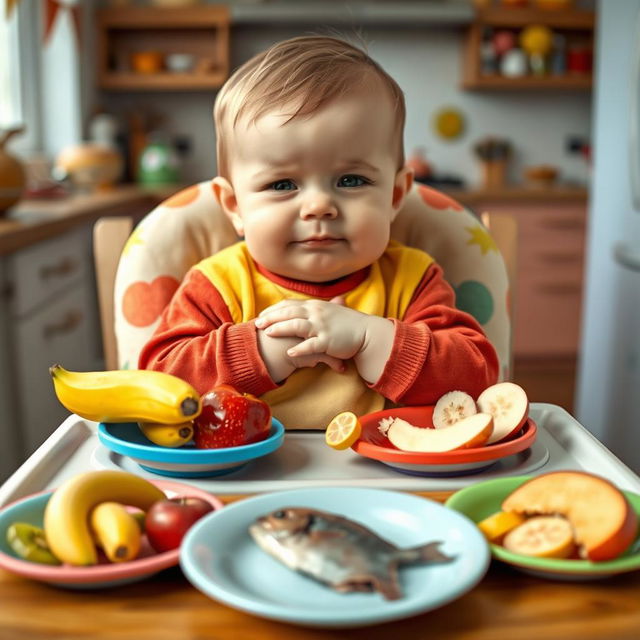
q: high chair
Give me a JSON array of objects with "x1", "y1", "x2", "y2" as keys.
[{"x1": 93, "y1": 182, "x2": 516, "y2": 381}]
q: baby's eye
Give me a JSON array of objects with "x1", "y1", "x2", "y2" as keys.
[
  {"x1": 269, "y1": 179, "x2": 296, "y2": 191},
  {"x1": 337, "y1": 174, "x2": 368, "y2": 188}
]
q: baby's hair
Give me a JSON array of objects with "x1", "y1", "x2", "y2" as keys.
[{"x1": 214, "y1": 35, "x2": 406, "y2": 177}]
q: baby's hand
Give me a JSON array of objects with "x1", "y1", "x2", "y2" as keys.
[
  {"x1": 256, "y1": 330, "x2": 344, "y2": 383},
  {"x1": 255, "y1": 297, "x2": 369, "y2": 361}
]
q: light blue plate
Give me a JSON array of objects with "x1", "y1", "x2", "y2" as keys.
[
  {"x1": 180, "y1": 487, "x2": 490, "y2": 628},
  {"x1": 97, "y1": 419, "x2": 285, "y2": 478}
]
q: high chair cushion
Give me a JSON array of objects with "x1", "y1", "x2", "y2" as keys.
[{"x1": 114, "y1": 181, "x2": 510, "y2": 380}]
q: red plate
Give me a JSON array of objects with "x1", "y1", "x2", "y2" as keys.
[{"x1": 352, "y1": 406, "x2": 537, "y2": 466}]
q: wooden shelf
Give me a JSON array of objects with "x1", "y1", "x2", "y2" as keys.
[
  {"x1": 474, "y1": 7, "x2": 595, "y2": 29},
  {"x1": 445, "y1": 185, "x2": 589, "y2": 205},
  {"x1": 96, "y1": 6, "x2": 229, "y2": 92},
  {"x1": 463, "y1": 73, "x2": 592, "y2": 90},
  {"x1": 462, "y1": 7, "x2": 595, "y2": 91},
  {"x1": 99, "y1": 71, "x2": 227, "y2": 91},
  {"x1": 97, "y1": 5, "x2": 229, "y2": 28}
]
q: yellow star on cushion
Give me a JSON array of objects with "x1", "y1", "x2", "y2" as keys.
[
  {"x1": 122, "y1": 226, "x2": 144, "y2": 257},
  {"x1": 465, "y1": 225, "x2": 498, "y2": 255}
]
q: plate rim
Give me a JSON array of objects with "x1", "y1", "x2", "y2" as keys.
[
  {"x1": 97, "y1": 418, "x2": 285, "y2": 464},
  {"x1": 0, "y1": 479, "x2": 224, "y2": 584},
  {"x1": 179, "y1": 486, "x2": 490, "y2": 627},
  {"x1": 445, "y1": 475, "x2": 640, "y2": 577},
  {"x1": 353, "y1": 407, "x2": 536, "y2": 465}
]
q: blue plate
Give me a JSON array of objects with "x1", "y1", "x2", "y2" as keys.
[
  {"x1": 98, "y1": 419, "x2": 285, "y2": 478},
  {"x1": 180, "y1": 487, "x2": 490, "y2": 628}
]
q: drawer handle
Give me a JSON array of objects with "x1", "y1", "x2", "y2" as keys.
[
  {"x1": 43, "y1": 309, "x2": 83, "y2": 338},
  {"x1": 39, "y1": 257, "x2": 79, "y2": 280},
  {"x1": 535, "y1": 283, "x2": 582, "y2": 294},
  {"x1": 538, "y1": 218, "x2": 585, "y2": 231}
]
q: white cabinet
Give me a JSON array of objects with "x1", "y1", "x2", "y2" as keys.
[{"x1": 0, "y1": 225, "x2": 103, "y2": 476}]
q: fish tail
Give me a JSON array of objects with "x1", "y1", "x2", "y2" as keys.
[
  {"x1": 397, "y1": 541, "x2": 454, "y2": 565},
  {"x1": 373, "y1": 575, "x2": 403, "y2": 601}
]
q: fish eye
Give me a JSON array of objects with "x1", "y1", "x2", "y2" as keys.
[{"x1": 272, "y1": 510, "x2": 286, "y2": 519}]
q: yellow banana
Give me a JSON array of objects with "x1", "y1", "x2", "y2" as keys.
[
  {"x1": 138, "y1": 421, "x2": 194, "y2": 448},
  {"x1": 50, "y1": 364, "x2": 201, "y2": 424},
  {"x1": 44, "y1": 471, "x2": 166, "y2": 566},
  {"x1": 90, "y1": 502, "x2": 142, "y2": 563}
]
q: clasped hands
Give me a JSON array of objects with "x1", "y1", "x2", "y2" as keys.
[{"x1": 254, "y1": 297, "x2": 394, "y2": 384}]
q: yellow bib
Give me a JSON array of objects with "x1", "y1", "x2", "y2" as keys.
[{"x1": 196, "y1": 241, "x2": 433, "y2": 429}]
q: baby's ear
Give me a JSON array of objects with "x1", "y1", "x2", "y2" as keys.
[
  {"x1": 391, "y1": 166, "x2": 414, "y2": 218},
  {"x1": 212, "y1": 176, "x2": 244, "y2": 236}
]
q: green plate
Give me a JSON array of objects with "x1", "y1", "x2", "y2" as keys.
[{"x1": 445, "y1": 475, "x2": 640, "y2": 580}]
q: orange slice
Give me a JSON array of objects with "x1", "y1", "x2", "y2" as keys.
[
  {"x1": 477, "y1": 511, "x2": 526, "y2": 543},
  {"x1": 325, "y1": 411, "x2": 362, "y2": 450}
]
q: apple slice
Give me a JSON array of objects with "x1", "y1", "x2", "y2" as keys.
[
  {"x1": 502, "y1": 471, "x2": 639, "y2": 561},
  {"x1": 477, "y1": 382, "x2": 529, "y2": 444},
  {"x1": 386, "y1": 412, "x2": 493, "y2": 453},
  {"x1": 432, "y1": 390, "x2": 477, "y2": 429}
]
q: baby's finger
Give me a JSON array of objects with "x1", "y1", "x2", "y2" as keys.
[
  {"x1": 263, "y1": 318, "x2": 313, "y2": 338},
  {"x1": 256, "y1": 305, "x2": 309, "y2": 328},
  {"x1": 287, "y1": 336, "x2": 326, "y2": 358},
  {"x1": 258, "y1": 299, "x2": 301, "y2": 317}
]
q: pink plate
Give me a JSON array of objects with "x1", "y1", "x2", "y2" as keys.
[
  {"x1": 0, "y1": 479, "x2": 224, "y2": 589},
  {"x1": 352, "y1": 405, "x2": 537, "y2": 465}
]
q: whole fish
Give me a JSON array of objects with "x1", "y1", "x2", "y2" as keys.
[{"x1": 248, "y1": 506, "x2": 454, "y2": 600}]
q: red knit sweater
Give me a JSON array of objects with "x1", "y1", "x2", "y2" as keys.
[{"x1": 139, "y1": 256, "x2": 499, "y2": 407}]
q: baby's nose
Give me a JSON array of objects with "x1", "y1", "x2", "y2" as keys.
[{"x1": 299, "y1": 191, "x2": 338, "y2": 219}]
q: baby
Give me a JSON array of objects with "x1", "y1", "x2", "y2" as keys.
[{"x1": 139, "y1": 36, "x2": 499, "y2": 429}]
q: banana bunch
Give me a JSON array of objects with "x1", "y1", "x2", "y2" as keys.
[
  {"x1": 138, "y1": 421, "x2": 194, "y2": 448},
  {"x1": 50, "y1": 365, "x2": 201, "y2": 424},
  {"x1": 44, "y1": 470, "x2": 166, "y2": 566}
]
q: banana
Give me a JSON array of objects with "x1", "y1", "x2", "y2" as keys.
[
  {"x1": 44, "y1": 470, "x2": 166, "y2": 566},
  {"x1": 90, "y1": 502, "x2": 142, "y2": 563},
  {"x1": 50, "y1": 364, "x2": 201, "y2": 424},
  {"x1": 138, "y1": 421, "x2": 194, "y2": 448}
]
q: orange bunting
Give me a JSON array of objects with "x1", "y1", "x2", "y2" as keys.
[
  {"x1": 43, "y1": 0, "x2": 82, "y2": 48},
  {"x1": 5, "y1": 0, "x2": 21, "y2": 20}
]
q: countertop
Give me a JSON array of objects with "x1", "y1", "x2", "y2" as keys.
[
  {"x1": 0, "y1": 183, "x2": 589, "y2": 256},
  {"x1": 0, "y1": 184, "x2": 180, "y2": 256}
]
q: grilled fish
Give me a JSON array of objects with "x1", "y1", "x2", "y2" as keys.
[{"x1": 248, "y1": 506, "x2": 454, "y2": 600}]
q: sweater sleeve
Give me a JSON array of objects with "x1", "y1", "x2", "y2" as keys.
[
  {"x1": 137, "y1": 269, "x2": 278, "y2": 396},
  {"x1": 371, "y1": 262, "x2": 499, "y2": 404}
]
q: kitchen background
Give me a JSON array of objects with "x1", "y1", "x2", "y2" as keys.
[{"x1": 0, "y1": 0, "x2": 604, "y2": 478}]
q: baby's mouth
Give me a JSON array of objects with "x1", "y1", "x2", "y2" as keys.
[{"x1": 295, "y1": 236, "x2": 343, "y2": 247}]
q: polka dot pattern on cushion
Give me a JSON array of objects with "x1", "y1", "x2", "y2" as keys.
[{"x1": 454, "y1": 280, "x2": 494, "y2": 326}]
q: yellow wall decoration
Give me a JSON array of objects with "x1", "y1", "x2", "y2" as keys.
[{"x1": 433, "y1": 107, "x2": 465, "y2": 141}]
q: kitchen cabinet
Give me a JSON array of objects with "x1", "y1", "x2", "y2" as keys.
[
  {"x1": 468, "y1": 193, "x2": 587, "y2": 413},
  {"x1": 462, "y1": 6, "x2": 595, "y2": 90},
  {"x1": 96, "y1": 5, "x2": 230, "y2": 91},
  {"x1": 0, "y1": 187, "x2": 175, "y2": 480},
  {"x1": 1, "y1": 225, "x2": 103, "y2": 467}
]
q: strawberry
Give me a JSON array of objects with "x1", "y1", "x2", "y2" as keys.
[{"x1": 193, "y1": 385, "x2": 272, "y2": 449}]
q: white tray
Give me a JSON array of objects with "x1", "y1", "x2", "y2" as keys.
[{"x1": 2, "y1": 403, "x2": 640, "y2": 507}]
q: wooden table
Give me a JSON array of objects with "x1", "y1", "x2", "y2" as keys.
[{"x1": 0, "y1": 492, "x2": 638, "y2": 640}]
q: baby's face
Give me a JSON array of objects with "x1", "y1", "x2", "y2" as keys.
[{"x1": 220, "y1": 86, "x2": 411, "y2": 282}]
